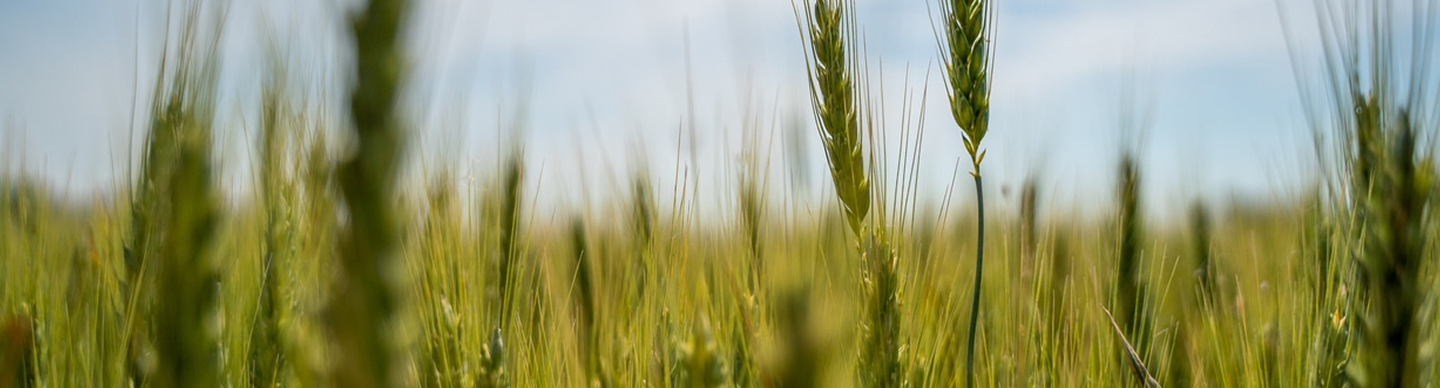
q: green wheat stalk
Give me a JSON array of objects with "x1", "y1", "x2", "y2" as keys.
[
  {"x1": 1115, "y1": 153, "x2": 1151, "y2": 360},
  {"x1": 631, "y1": 173, "x2": 655, "y2": 301},
  {"x1": 496, "y1": 151, "x2": 524, "y2": 329},
  {"x1": 936, "y1": 0, "x2": 993, "y2": 385},
  {"x1": 567, "y1": 217, "x2": 603, "y2": 386},
  {"x1": 1019, "y1": 177, "x2": 1038, "y2": 282},
  {"x1": 126, "y1": 5, "x2": 226, "y2": 387},
  {"x1": 798, "y1": 1, "x2": 906, "y2": 385},
  {"x1": 738, "y1": 159, "x2": 765, "y2": 293},
  {"x1": 1284, "y1": 1, "x2": 1437, "y2": 386},
  {"x1": 417, "y1": 175, "x2": 466, "y2": 388},
  {"x1": 248, "y1": 54, "x2": 295, "y2": 388},
  {"x1": 120, "y1": 9, "x2": 196, "y2": 384},
  {"x1": 151, "y1": 93, "x2": 221, "y2": 388},
  {"x1": 327, "y1": 0, "x2": 409, "y2": 386}
]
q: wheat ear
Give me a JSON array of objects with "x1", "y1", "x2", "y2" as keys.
[
  {"x1": 803, "y1": 0, "x2": 869, "y2": 240},
  {"x1": 328, "y1": 0, "x2": 408, "y2": 387}
]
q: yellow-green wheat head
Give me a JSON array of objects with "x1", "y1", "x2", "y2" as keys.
[
  {"x1": 805, "y1": 0, "x2": 870, "y2": 238},
  {"x1": 940, "y1": 0, "x2": 992, "y2": 175}
]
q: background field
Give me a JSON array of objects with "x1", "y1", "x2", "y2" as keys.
[{"x1": 1, "y1": 0, "x2": 1438, "y2": 387}]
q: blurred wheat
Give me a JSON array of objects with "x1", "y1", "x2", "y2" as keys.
[{"x1": 327, "y1": 0, "x2": 409, "y2": 387}]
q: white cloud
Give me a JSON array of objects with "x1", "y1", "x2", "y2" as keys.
[{"x1": 0, "y1": 0, "x2": 1328, "y2": 219}]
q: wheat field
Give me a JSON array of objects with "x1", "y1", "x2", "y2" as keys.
[{"x1": 1, "y1": 0, "x2": 1438, "y2": 387}]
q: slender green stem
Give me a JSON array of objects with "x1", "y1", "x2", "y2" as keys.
[{"x1": 964, "y1": 173, "x2": 984, "y2": 388}]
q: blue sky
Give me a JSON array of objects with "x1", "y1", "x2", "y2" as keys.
[{"x1": 0, "y1": 0, "x2": 1334, "y2": 222}]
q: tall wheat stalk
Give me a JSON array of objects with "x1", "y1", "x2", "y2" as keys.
[
  {"x1": 328, "y1": 0, "x2": 408, "y2": 386},
  {"x1": 484, "y1": 152, "x2": 522, "y2": 388},
  {"x1": 121, "y1": 10, "x2": 195, "y2": 384},
  {"x1": 496, "y1": 152, "x2": 524, "y2": 327},
  {"x1": 1350, "y1": 108, "x2": 1428, "y2": 388},
  {"x1": 567, "y1": 217, "x2": 602, "y2": 386},
  {"x1": 1019, "y1": 177, "x2": 1038, "y2": 283},
  {"x1": 734, "y1": 125, "x2": 766, "y2": 387},
  {"x1": 1190, "y1": 202, "x2": 1214, "y2": 308},
  {"x1": 293, "y1": 119, "x2": 337, "y2": 388},
  {"x1": 1115, "y1": 153, "x2": 1151, "y2": 360},
  {"x1": 1283, "y1": 0, "x2": 1437, "y2": 386},
  {"x1": 151, "y1": 91, "x2": 221, "y2": 388},
  {"x1": 126, "y1": 5, "x2": 226, "y2": 387},
  {"x1": 798, "y1": 1, "x2": 900, "y2": 385},
  {"x1": 1301, "y1": 191, "x2": 1350, "y2": 388},
  {"x1": 631, "y1": 173, "x2": 655, "y2": 302},
  {"x1": 936, "y1": 0, "x2": 993, "y2": 384},
  {"x1": 416, "y1": 174, "x2": 468, "y2": 388},
  {"x1": 738, "y1": 156, "x2": 765, "y2": 294},
  {"x1": 249, "y1": 56, "x2": 296, "y2": 388}
]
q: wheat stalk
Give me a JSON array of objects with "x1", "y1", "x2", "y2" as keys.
[
  {"x1": 152, "y1": 101, "x2": 221, "y2": 388},
  {"x1": 328, "y1": 0, "x2": 409, "y2": 386},
  {"x1": 567, "y1": 217, "x2": 603, "y2": 386},
  {"x1": 936, "y1": 0, "x2": 993, "y2": 385},
  {"x1": 248, "y1": 53, "x2": 296, "y2": 388},
  {"x1": 799, "y1": 2, "x2": 903, "y2": 385},
  {"x1": 1114, "y1": 153, "x2": 1151, "y2": 359},
  {"x1": 496, "y1": 152, "x2": 524, "y2": 328},
  {"x1": 416, "y1": 175, "x2": 469, "y2": 388},
  {"x1": 734, "y1": 142, "x2": 765, "y2": 386},
  {"x1": 137, "y1": 5, "x2": 226, "y2": 387},
  {"x1": 1019, "y1": 177, "x2": 1038, "y2": 283},
  {"x1": 1285, "y1": 1, "x2": 1436, "y2": 386},
  {"x1": 738, "y1": 159, "x2": 765, "y2": 293},
  {"x1": 631, "y1": 173, "x2": 655, "y2": 303},
  {"x1": 1102, "y1": 307, "x2": 1162, "y2": 388},
  {"x1": 120, "y1": 9, "x2": 197, "y2": 383}
]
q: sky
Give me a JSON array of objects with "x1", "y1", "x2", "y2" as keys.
[{"x1": 0, "y1": 0, "x2": 1340, "y2": 223}]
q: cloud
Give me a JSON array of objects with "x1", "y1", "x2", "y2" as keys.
[
  {"x1": 0, "y1": 0, "x2": 1324, "y2": 218},
  {"x1": 996, "y1": 0, "x2": 1292, "y2": 103}
]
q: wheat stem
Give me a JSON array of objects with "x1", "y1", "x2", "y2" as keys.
[{"x1": 963, "y1": 174, "x2": 984, "y2": 388}]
